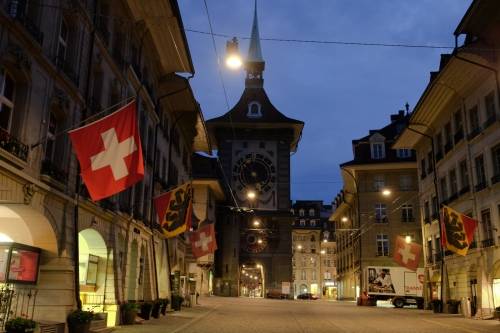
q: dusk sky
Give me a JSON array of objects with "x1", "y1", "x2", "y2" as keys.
[{"x1": 179, "y1": 0, "x2": 472, "y2": 203}]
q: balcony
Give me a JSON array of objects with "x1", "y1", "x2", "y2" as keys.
[
  {"x1": 483, "y1": 114, "x2": 497, "y2": 129},
  {"x1": 467, "y1": 127, "x2": 481, "y2": 140},
  {"x1": 435, "y1": 151, "x2": 443, "y2": 162},
  {"x1": 0, "y1": 128, "x2": 29, "y2": 162},
  {"x1": 41, "y1": 159, "x2": 68, "y2": 184},
  {"x1": 454, "y1": 130, "x2": 464, "y2": 144},
  {"x1": 481, "y1": 238, "x2": 495, "y2": 248},
  {"x1": 459, "y1": 185, "x2": 470, "y2": 196},
  {"x1": 475, "y1": 181, "x2": 487, "y2": 192},
  {"x1": 491, "y1": 174, "x2": 500, "y2": 185},
  {"x1": 54, "y1": 56, "x2": 79, "y2": 86},
  {"x1": 444, "y1": 141, "x2": 453, "y2": 154},
  {"x1": 7, "y1": 2, "x2": 44, "y2": 46}
]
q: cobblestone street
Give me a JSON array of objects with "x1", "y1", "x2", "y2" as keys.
[{"x1": 115, "y1": 297, "x2": 499, "y2": 333}]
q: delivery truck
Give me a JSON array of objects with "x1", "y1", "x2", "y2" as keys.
[{"x1": 365, "y1": 266, "x2": 424, "y2": 308}]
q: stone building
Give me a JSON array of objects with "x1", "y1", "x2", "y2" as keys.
[
  {"x1": 0, "y1": 0, "x2": 209, "y2": 328},
  {"x1": 330, "y1": 111, "x2": 422, "y2": 300},
  {"x1": 394, "y1": 0, "x2": 500, "y2": 316},
  {"x1": 291, "y1": 201, "x2": 336, "y2": 299},
  {"x1": 209, "y1": 4, "x2": 303, "y2": 298}
]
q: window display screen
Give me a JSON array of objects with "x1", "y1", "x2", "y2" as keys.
[{"x1": 7, "y1": 247, "x2": 40, "y2": 284}]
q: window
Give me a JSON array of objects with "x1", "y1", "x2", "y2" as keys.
[
  {"x1": 45, "y1": 112, "x2": 58, "y2": 161},
  {"x1": 420, "y1": 159, "x2": 426, "y2": 178},
  {"x1": 310, "y1": 219, "x2": 316, "y2": 227},
  {"x1": 85, "y1": 254, "x2": 99, "y2": 285},
  {"x1": 312, "y1": 270, "x2": 317, "y2": 281},
  {"x1": 449, "y1": 169, "x2": 458, "y2": 196},
  {"x1": 371, "y1": 143, "x2": 385, "y2": 159},
  {"x1": 373, "y1": 175, "x2": 385, "y2": 191},
  {"x1": 444, "y1": 122, "x2": 453, "y2": 150},
  {"x1": 440, "y1": 177, "x2": 448, "y2": 200},
  {"x1": 57, "y1": 19, "x2": 69, "y2": 65},
  {"x1": 0, "y1": 69, "x2": 15, "y2": 131},
  {"x1": 299, "y1": 219, "x2": 305, "y2": 227},
  {"x1": 469, "y1": 106, "x2": 480, "y2": 132},
  {"x1": 401, "y1": 204, "x2": 413, "y2": 222},
  {"x1": 301, "y1": 270, "x2": 306, "y2": 280},
  {"x1": 481, "y1": 209, "x2": 495, "y2": 247},
  {"x1": 376, "y1": 234, "x2": 389, "y2": 256},
  {"x1": 492, "y1": 144, "x2": 500, "y2": 181},
  {"x1": 247, "y1": 101, "x2": 262, "y2": 118},
  {"x1": 310, "y1": 235, "x2": 316, "y2": 242},
  {"x1": 424, "y1": 201, "x2": 430, "y2": 223},
  {"x1": 399, "y1": 175, "x2": 412, "y2": 191},
  {"x1": 435, "y1": 132, "x2": 443, "y2": 158},
  {"x1": 432, "y1": 196, "x2": 439, "y2": 219},
  {"x1": 459, "y1": 160, "x2": 469, "y2": 191},
  {"x1": 309, "y1": 208, "x2": 315, "y2": 217},
  {"x1": 475, "y1": 155, "x2": 487, "y2": 190},
  {"x1": 485, "y1": 91, "x2": 496, "y2": 121},
  {"x1": 299, "y1": 209, "x2": 305, "y2": 217},
  {"x1": 397, "y1": 149, "x2": 411, "y2": 158},
  {"x1": 427, "y1": 152, "x2": 434, "y2": 173},
  {"x1": 374, "y1": 203, "x2": 387, "y2": 222},
  {"x1": 454, "y1": 111, "x2": 464, "y2": 138}
]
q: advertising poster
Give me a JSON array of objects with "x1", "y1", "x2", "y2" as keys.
[
  {"x1": 367, "y1": 267, "x2": 396, "y2": 294},
  {"x1": 7, "y1": 249, "x2": 40, "y2": 284}
]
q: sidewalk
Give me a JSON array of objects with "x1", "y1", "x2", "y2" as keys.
[{"x1": 114, "y1": 302, "x2": 217, "y2": 333}]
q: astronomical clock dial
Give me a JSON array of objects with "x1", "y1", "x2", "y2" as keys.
[
  {"x1": 242, "y1": 232, "x2": 268, "y2": 253},
  {"x1": 232, "y1": 152, "x2": 276, "y2": 196}
]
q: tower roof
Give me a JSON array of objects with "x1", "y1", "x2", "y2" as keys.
[{"x1": 247, "y1": 1, "x2": 264, "y2": 62}]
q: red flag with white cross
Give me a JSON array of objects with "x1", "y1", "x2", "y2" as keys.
[
  {"x1": 69, "y1": 101, "x2": 144, "y2": 201},
  {"x1": 189, "y1": 223, "x2": 217, "y2": 258},
  {"x1": 393, "y1": 236, "x2": 422, "y2": 271}
]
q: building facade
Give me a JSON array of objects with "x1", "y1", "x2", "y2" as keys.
[
  {"x1": 394, "y1": 0, "x2": 500, "y2": 316},
  {"x1": 330, "y1": 111, "x2": 422, "y2": 300},
  {"x1": 291, "y1": 201, "x2": 336, "y2": 299},
  {"x1": 209, "y1": 5, "x2": 304, "y2": 298},
  {"x1": 0, "y1": 0, "x2": 209, "y2": 328}
]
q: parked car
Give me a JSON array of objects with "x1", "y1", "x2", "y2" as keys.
[
  {"x1": 266, "y1": 292, "x2": 288, "y2": 299},
  {"x1": 297, "y1": 293, "x2": 318, "y2": 300}
]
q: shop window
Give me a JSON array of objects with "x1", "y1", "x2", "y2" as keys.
[{"x1": 85, "y1": 254, "x2": 99, "y2": 285}]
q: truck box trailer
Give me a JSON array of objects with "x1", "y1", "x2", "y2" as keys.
[{"x1": 365, "y1": 266, "x2": 425, "y2": 308}]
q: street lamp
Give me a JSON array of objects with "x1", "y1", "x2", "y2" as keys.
[
  {"x1": 225, "y1": 37, "x2": 243, "y2": 70},
  {"x1": 382, "y1": 189, "x2": 392, "y2": 196},
  {"x1": 320, "y1": 250, "x2": 326, "y2": 255},
  {"x1": 405, "y1": 235, "x2": 412, "y2": 244},
  {"x1": 297, "y1": 245, "x2": 303, "y2": 250},
  {"x1": 341, "y1": 216, "x2": 348, "y2": 223},
  {"x1": 323, "y1": 239, "x2": 328, "y2": 243},
  {"x1": 247, "y1": 190, "x2": 257, "y2": 200},
  {"x1": 253, "y1": 219, "x2": 261, "y2": 227},
  {"x1": 257, "y1": 238, "x2": 263, "y2": 244}
]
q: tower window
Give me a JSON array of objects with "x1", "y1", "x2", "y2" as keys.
[{"x1": 247, "y1": 101, "x2": 262, "y2": 118}]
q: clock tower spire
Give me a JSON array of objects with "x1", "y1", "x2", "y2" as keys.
[{"x1": 245, "y1": 0, "x2": 265, "y2": 88}]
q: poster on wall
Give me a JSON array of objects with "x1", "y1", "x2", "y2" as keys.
[{"x1": 7, "y1": 245, "x2": 41, "y2": 284}]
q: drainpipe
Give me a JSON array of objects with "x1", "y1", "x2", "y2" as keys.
[{"x1": 405, "y1": 124, "x2": 444, "y2": 311}]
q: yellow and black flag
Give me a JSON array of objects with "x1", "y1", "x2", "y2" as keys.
[
  {"x1": 440, "y1": 205, "x2": 477, "y2": 256},
  {"x1": 154, "y1": 183, "x2": 193, "y2": 238}
]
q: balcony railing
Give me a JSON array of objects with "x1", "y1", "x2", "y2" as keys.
[
  {"x1": 483, "y1": 114, "x2": 497, "y2": 129},
  {"x1": 54, "y1": 56, "x2": 79, "y2": 86},
  {"x1": 7, "y1": 2, "x2": 44, "y2": 46},
  {"x1": 444, "y1": 141, "x2": 453, "y2": 154},
  {"x1": 41, "y1": 159, "x2": 68, "y2": 183},
  {"x1": 459, "y1": 185, "x2": 470, "y2": 196},
  {"x1": 0, "y1": 128, "x2": 29, "y2": 161},
  {"x1": 481, "y1": 238, "x2": 495, "y2": 248},
  {"x1": 475, "y1": 181, "x2": 487, "y2": 192},
  {"x1": 467, "y1": 127, "x2": 481, "y2": 140},
  {"x1": 454, "y1": 130, "x2": 464, "y2": 144},
  {"x1": 491, "y1": 174, "x2": 500, "y2": 185}
]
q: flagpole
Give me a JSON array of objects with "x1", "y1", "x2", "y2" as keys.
[{"x1": 149, "y1": 122, "x2": 160, "y2": 300}]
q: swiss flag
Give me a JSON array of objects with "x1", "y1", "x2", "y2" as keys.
[
  {"x1": 189, "y1": 223, "x2": 217, "y2": 258},
  {"x1": 393, "y1": 236, "x2": 422, "y2": 271},
  {"x1": 69, "y1": 101, "x2": 144, "y2": 201}
]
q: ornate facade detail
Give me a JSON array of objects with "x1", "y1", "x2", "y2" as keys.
[{"x1": 23, "y1": 183, "x2": 36, "y2": 205}]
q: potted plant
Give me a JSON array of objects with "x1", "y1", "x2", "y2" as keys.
[
  {"x1": 121, "y1": 302, "x2": 139, "y2": 325},
  {"x1": 160, "y1": 299, "x2": 170, "y2": 315},
  {"x1": 5, "y1": 317, "x2": 36, "y2": 333},
  {"x1": 67, "y1": 309, "x2": 93, "y2": 333},
  {"x1": 151, "y1": 300, "x2": 161, "y2": 319},
  {"x1": 446, "y1": 299, "x2": 460, "y2": 314},
  {"x1": 138, "y1": 302, "x2": 153, "y2": 320},
  {"x1": 431, "y1": 299, "x2": 442, "y2": 313},
  {"x1": 171, "y1": 295, "x2": 184, "y2": 311}
]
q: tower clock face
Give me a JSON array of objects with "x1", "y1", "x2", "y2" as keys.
[
  {"x1": 234, "y1": 153, "x2": 276, "y2": 194},
  {"x1": 232, "y1": 140, "x2": 278, "y2": 209}
]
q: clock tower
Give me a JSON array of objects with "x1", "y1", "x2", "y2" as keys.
[{"x1": 207, "y1": 1, "x2": 304, "y2": 297}]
